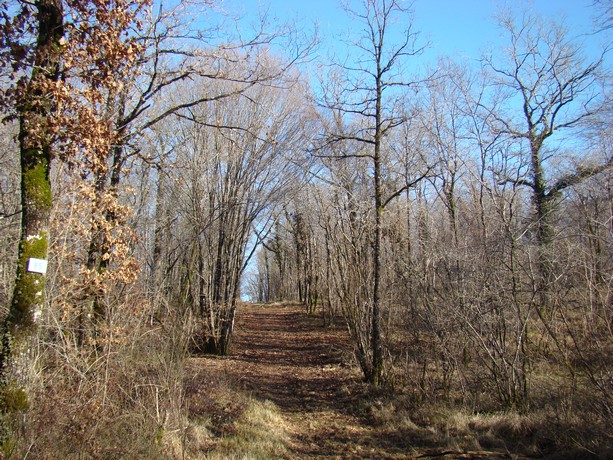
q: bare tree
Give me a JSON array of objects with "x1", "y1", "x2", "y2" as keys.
[
  {"x1": 0, "y1": 122, "x2": 19, "y2": 319},
  {"x1": 37, "y1": 1, "x2": 314, "y2": 348},
  {"x1": 592, "y1": 0, "x2": 613, "y2": 32},
  {"x1": 317, "y1": 0, "x2": 427, "y2": 385},
  {"x1": 164, "y1": 71, "x2": 314, "y2": 354},
  {"x1": 482, "y1": 9, "x2": 611, "y2": 309}
]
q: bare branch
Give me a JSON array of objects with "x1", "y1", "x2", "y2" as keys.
[{"x1": 547, "y1": 157, "x2": 613, "y2": 196}]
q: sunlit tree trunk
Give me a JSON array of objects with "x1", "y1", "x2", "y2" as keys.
[
  {"x1": 318, "y1": 0, "x2": 426, "y2": 386},
  {"x1": 2, "y1": 0, "x2": 64, "y2": 375}
]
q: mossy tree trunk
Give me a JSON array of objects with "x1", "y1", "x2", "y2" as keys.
[
  {"x1": 529, "y1": 137, "x2": 556, "y2": 310},
  {"x1": 483, "y1": 11, "x2": 607, "y2": 315},
  {"x1": 1, "y1": 0, "x2": 64, "y2": 399},
  {"x1": 3, "y1": 0, "x2": 63, "y2": 352}
]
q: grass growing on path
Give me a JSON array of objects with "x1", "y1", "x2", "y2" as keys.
[{"x1": 177, "y1": 303, "x2": 611, "y2": 459}]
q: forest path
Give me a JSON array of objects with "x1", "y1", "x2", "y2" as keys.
[{"x1": 190, "y1": 303, "x2": 417, "y2": 459}]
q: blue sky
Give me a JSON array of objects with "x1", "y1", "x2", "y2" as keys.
[
  {"x1": 223, "y1": 1, "x2": 609, "y2": 298},
  {"x1": 228, "y1": 0, "x2": 607, "y2": 65}
]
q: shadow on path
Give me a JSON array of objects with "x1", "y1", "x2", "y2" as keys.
[
  {"x1": 224, "y1": 304, "x2": 357, "y2": 414},
  {"x1": 190, "y1": 303, "x2": 417, "y2": 459}
]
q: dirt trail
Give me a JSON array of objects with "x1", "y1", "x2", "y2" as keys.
[
  {"x1": 191, "y1": 303, "x2": 414, "y2": 459},
  {"x1": 186, "y1": 304, "x2": 543, "y2": 459}
]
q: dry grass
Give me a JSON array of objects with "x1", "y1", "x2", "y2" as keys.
[
  {"x1": 0, "y1": 301, "x2": 189, "y2": 459},
  {"x1": 3, "y1": 301, "x2": 609, "y2": 459},
  {"x1": 358, "y1": 387, "x2": 613, "y2": 459},
  {"x1": 205, "y1": 399, "x2": 289, "y2": 460},
  {"x1": 178, "y1": 302, "x2": 612, "y2": 459},
  {"x1": 170, "y1": 360, "x2": 290, "y2": 460}
]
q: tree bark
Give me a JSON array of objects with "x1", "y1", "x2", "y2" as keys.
[
  {"x1": 370, "y1": 58, "x2": 384, "y2": 386},
  {"x1": 2, "y1": 0, "x2": 64, "y2": 368}
]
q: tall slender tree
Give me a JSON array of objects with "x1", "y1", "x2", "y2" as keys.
[
  {"x1": 0, "y1": 0, "x2": 149, "y2": 407},
  {"x1": 318, "y1": 0, "x2": 426, "y2": 385}
]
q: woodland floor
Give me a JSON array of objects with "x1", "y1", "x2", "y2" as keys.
[{"x1": 185, "y1": 304, "x2": 543, "y2": 459}]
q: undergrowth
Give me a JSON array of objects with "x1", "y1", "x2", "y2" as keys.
[
  {"x1": 360, "y1": 381, "x2": 612, "y2": 459},
  {"x1": 163, "y1": 366, "x2": 289, "y2": 460}
]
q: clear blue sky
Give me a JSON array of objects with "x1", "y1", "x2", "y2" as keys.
[
  {"x1": 223, "y1": 1, "x2": 608, "y2": 299},
  {"x1": 227, "y1": 0, "x2": 608, "y2": 65}
]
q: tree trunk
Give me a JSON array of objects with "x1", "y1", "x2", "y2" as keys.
[
  {"x1": 2, "y1": 0, "x2": 64, "y2": 362},
  {"x1": 370, "y1": 73, "x2": 384, "y2": 386},
  {"x1": 530, "y1": 139, "x2": 555, "y2": 311}
]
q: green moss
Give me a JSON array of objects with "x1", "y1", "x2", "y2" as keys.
[
  {"x1": 0, "y1": 383, "x2": 29, "y2": 413},
  {"x1": 0, "y1": 435, "x2": 16, "y2": 458},
  {"x1": 155, "y1": 426, "x2": 164, "y2": 445},
  {"x1": 21, "y1": 231, "x2": 48, "y2": 260},
  {"x1": 8, "y1": 231, "x2": 48, "y2": 335},
  {"x1": 0, "y1": 381, "x2": 28, "y2": 459},
  {"x1": 23, "y1": 160, "x2": 52, "y2": 212}
]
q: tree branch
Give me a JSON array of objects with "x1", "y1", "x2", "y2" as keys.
[
  {"x1": 382, "y1": 165, "x2": 436, "y2": 209},
  {"x1": 547, "y1": 157, "x2": 613, "y2": 197}
]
